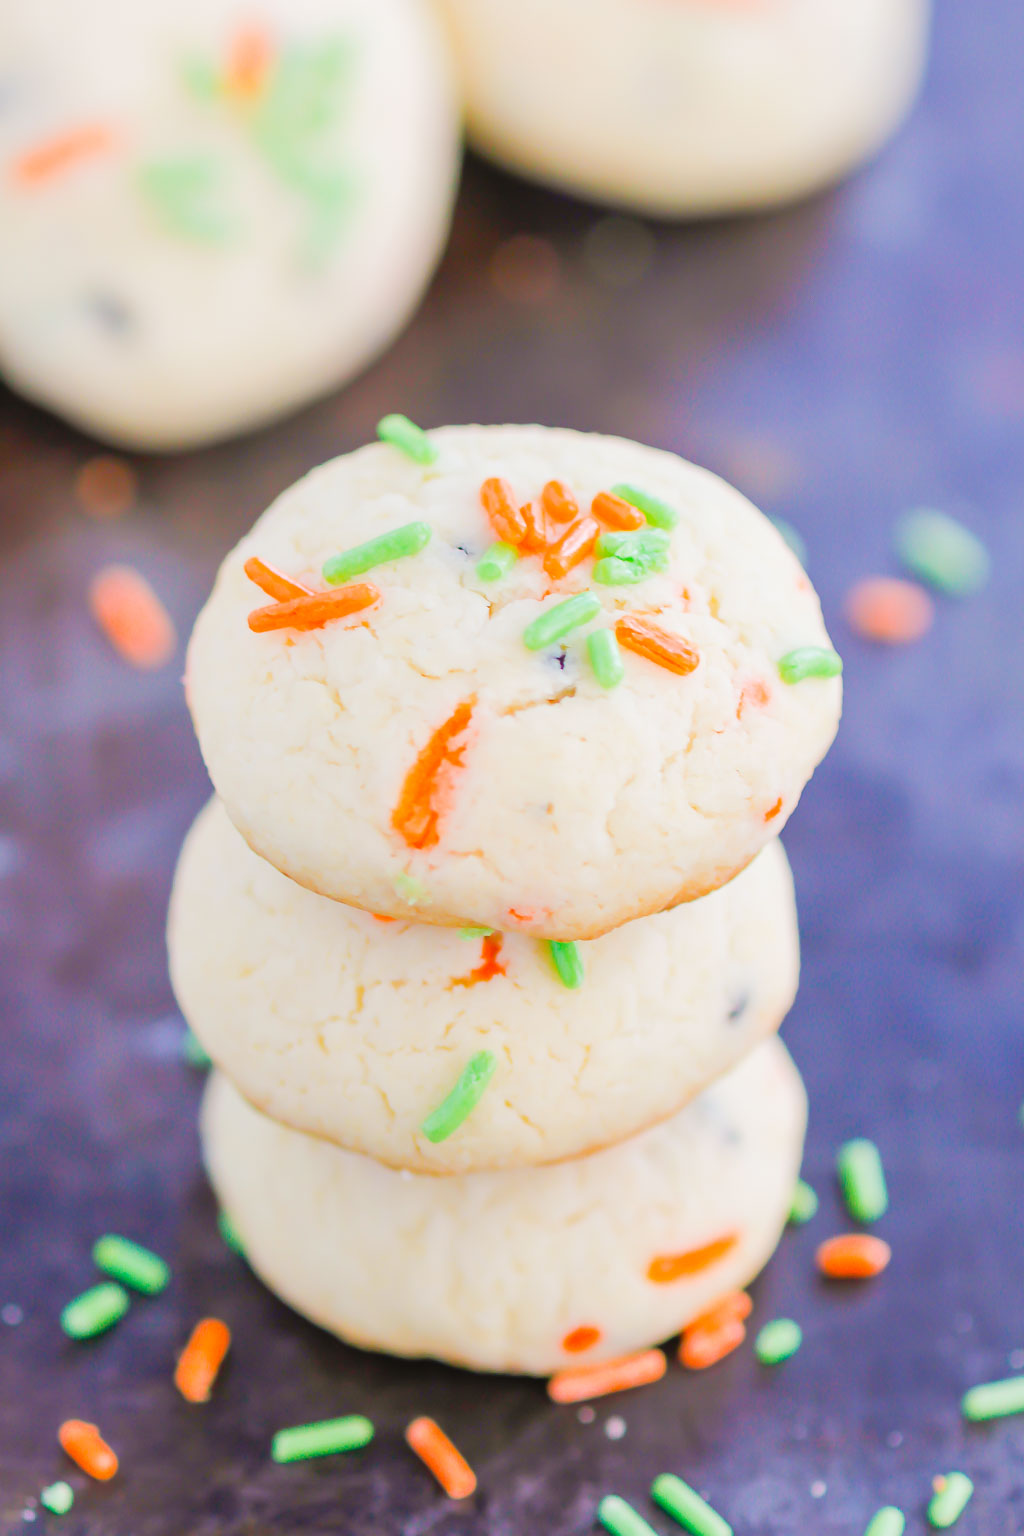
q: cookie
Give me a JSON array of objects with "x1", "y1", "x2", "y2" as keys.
[
  {"x1": 202, "y1": 1037, "x2": 806, "y2": 1374},
  {"x1": 186, "y1": 424, "x2": 841, "y2": 938},
  {"x1": 169, "y1": 798, "x2": 799, "y2": 1173},
  {"x1": 0, "y1": 0, "x2": 458, "y2": 449},
  {"x1": 436, "y1": 0, "x2": 928, "y2": 215}
]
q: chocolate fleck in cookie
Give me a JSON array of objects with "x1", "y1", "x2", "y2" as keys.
[
  {"x1": 202, "y1": 1037, "x2": 806, "y2": 1375},
  {"x1": 186, "y1": 424, "x2": 841, "y2": 938},
  {"x1": 169, "y1": 798, "x2": 799, "y2": 1174}
]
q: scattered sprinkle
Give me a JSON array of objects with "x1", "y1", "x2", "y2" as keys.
[
  {"x1": 816, "y1": 1233, "x2": 891, "y2": 1279},
  {"x1": 74, "y1": 456, "x2": 137, "y2": 519},
  {"x1": 271, "y1": 1415, "x2": 374, "y2": 1463},
  {"x1": 927, "y1": 1473, "x2": 973, "y2": 1529},
  {"x1": 421, "y1": 1051, "x2": 497, "y2": 1144},
  {"x1": 39, "y1": 1484, "x2": 74, "y2": 1517},
  {"x1": 480, "y1": 478, "x2": 528, "y2": 546},
  {"x1": 92, "y1": 1235, "x2": 169, "y2": 1295},
  {"x1": 543, "y1": 516, "x2": 600, "y2": 580},
  {"x1": 243, "y1": 555, "x2": 311, "y2": 602},
  {"x1": 458, "y1": 926, "x2": 493, "y2": 940},
  {"x1": 651, "y1": 1472, "x2": 733, "y2": 1536},
  {"x1": 610, "y1": 484, "x2": 679, "y2": 531},
  {"x1": 599, "y1": 1494, "x2": 659, "y2": 1536},
  {"x1": 89, "y1": 564, "x2": 176, "y2": 669},
  {"x1": 541, "y1": 480, "x2": 580, "y2": 525},
  {"x1": 845, "y1": 577, "x2": 934, "y2": 644},
  {"x1": 837, "y1": 1138, "x2": 889, "y2": 1223},
  {"x1": 405, "y1": 1417, "x2": 477, "y2": 1500},
  {"x1": 183, "y1": 1028, "x2": 212, "y2": 1069},
  {"x1": 477, "y1": 542, "x2": 519, "y2": 581},
  {"x1": 583, "y1": 217, "x2": 656, "y2": 289},
  {"x1": 770, "y1": 518, "x2": 808, "y2": 566},
  {"x1": 864, "y1": 1509, "x2": 905, "y2": 1536},
  {"x1": 588, "y1": 629, "x2": 625, "y2": 689},
  {"x1": 58, "y1": 1420, "x2": 118, "y2": 1481},
  {"x1": 2, "y1": 1303, "x2": 24, "y2": 1326},
  {"x1": 896, "y1": 510, "x2": 989, "y2": 596},
  {"x1": 754, "y1": 1318, "x2": 802, "y2": 1365},
  {"x1": 777, "y1": 647, "x2": 843, "y2": 684},
  {"x1": 789, "y1": 1179, "x2": 819, "y2": 1224},
  {"x1": 592, "y1": 491, "x2": 646, "y2": 531},
  {"x1": 138, "y1": 155, "x2": 236, "y2": 243},
  {"x1": 548, "y1": 939, "x2": 584, "y2": 989},
  {"x1": 811, "y1": 1481, "x2": 827, "y2": 1499},
  {"x1": 617, "y1": 616, "x2": 699, "y2": 676},
  {"x1": 604, "y1": 1416, "x2": 627, "y2": 1441},
  {"x1": 451, "y1": 933, "x2": 506, "y2": 987},
  {"x1": 225, "y1": 25, "x2": 274, "y2": 99},
  {"x1": 490, "y1": 234, "x2": 560, "y2": 304},
  {"x1": 248, "y1": 581, "x2": 379, "y2": 633},
  {"x1": 394, "y1": 871, "x2": 428, "y2": 905},
  {"x1": 12, "y1": 124, "x2": 116, "y2": 185},
  {"x1": 548, "y1": 1349, "x2": 667, "y2": 1404},
  {"x1": 393, "y1": 700, "x2": 475, "y2": 850},
  {"x1": 563, "y1": 1325, "x2": 602, "y2": 1354},
  {"x1": 60, "y1": 1283, "x2": 129, "y2": 1340},
  {"x1": 962, "y1": 1374, "x2": 1024, "y2": 1421},
  {"x1": 218, "y1": 1210, "x2": 245, "y2": 1256},
  {"x1": 594, "y1": 528, "x2": 671, "y2": 585},
  {"x1": 376, "y1": 415, "x2": 438, "y2": 465},
  {"x1": 523, "y1": 592, "x2": 601, "y2": 651},
  {"x1": 648, "y1": 1235, "x2": 737, "y2": 1284},
  {"x1": 323, "y1": 522, "x2": 431, "y2": 585},
  {"x1": 175, "y1": 1317, "x2": 231, "y2": 1403},
  {"x1": 679, "y1": 1292, "x2": 751, "y2": 1371}
]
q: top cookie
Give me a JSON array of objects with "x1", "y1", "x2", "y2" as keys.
[{"x1": 187, "y1": 424, "x2": 841, "y2": 938}]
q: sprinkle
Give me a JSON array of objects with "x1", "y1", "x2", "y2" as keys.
[
  {"x1": 962, "y1": 1374, "x2": 1024, "y2": 1421},
  {"x1": 523, "y1": 592, "x2": 601, "y2": 651},
  {"x1": 777, "y1": 647, "x2": 843, "y2": 684},
  {"x1": 599, "y1": 1495, "x2": 659, "y2": 1536},
  {"x1": 138, "y1": 155, "x2": 236, "y2": 243},
  {"x1": 864, "y1": 1509, "x2": 905, "y2": 1536},
  {"x1": 610, "y1": 483, "x2": 680, "y2": 530},
  {"x1": 679, "y1": 1315, "x2": 746, "y2": 1372},
  {"x1": 588, "y1": 629, "x2": 625, "y2": 689},
  {"x1": 11, "y1": 124, "x2": 115, "y2": 185},
  {"x1": 927, "y1": 1473, "x2": 973, "y2": 1528},
  {"x1": 563, "y1": 1326, "x2": 602, "y2": 1353},
  {"x1": 183, "y1": 1028, "x2": 212, "y2": 1069},
  {"x1": 845, "y1": 577, "x2": 934, "y2": 644},
  {"x1": 617, "y1": 616, "x2": 698, "y2": 676},
  {"x1": 2, "y1": 1304, "x2": 24, "y2": 1325},
  {"x1": 393, "y1": 700, "x2": 475, "y2": 850},
  {"x1": 548, "y1": 939, "x2": 584, "y2": 989},
  {"x1": 789, "y1": 1179, "x2": 819, "y2": 1224},
  {"x1": 452, "y1": 934, "x2": 506, "y2": 987},
  {"x1": 323, "y1": 522, "x2": 431, "y2": 585},
  {"x1": 39, "y1": 1483, "x2": 74, "y2": 1516},
  {"x1": 593, "y1": 529, "x2": 671, "y2": 584},
  {"x1": 394, "y1": 871, "x2": 428, "y2": 905},
  {"x1": 543, "y1": 517, "x2": 600, "y2": 580},
  {"x1": 770, "y1": 518, "x2": 808, "y2": 566},
  {"x1": 520, "y1": 499, "x2": 552, "y2": 553},
  {"x1": 592, "y1": 491, "x2": 646, "y2": 531},
  {"x1": 244, "y1": 555, "x2": 311, "y2": 602},
  {"x1": 541, "y1": 481, "x2": 579, "y2": 525},
  {"x1": 837, "y1": 1138, "x2": 889, "y2": 1223},
  {"x1": 405, "y1": 1417, "x2": 477, "y2": 1500},
  {"x1": 477, "y1": 542, "x2": 519, "y2": 581},
  {"x1": 548, "y1": 1349, "x2": 667, "y2": 1404},
  {"x1": 421, "y1": 1051, "x2": 497, "y2": 1143},
  {"x1": 271, "y1": 1416, "x2": 374, "y2": 1463},
  {"x1": 376, "y1": 414, "x2": 438, "y2": 465},
  {"x1": 754, "y1": 1319, "x2": 802, "y2": 1365},
  {"x1": 92, "y1": 1235, "x2": 169, "y2": 1295},
  {"x1": 578, "y1": 1406, "x2": 596, "y2": 1423},
  {"x1": 60, "y1": 1283, "x2": 129, "y2": 1340},
  {"x1": 89, "y1": 564, "x2": 176, "y2": 669},
  {"x1": 248, "y1": 582, "x2": 379, "y2": 632},
  {"x1": 648, "y1": 1235, "x2": 736, "y2": 1284},
  {"x1": 225, "y1": 25, "x2": 274, "y2": 98},
  {"x1": 458, "y1": 926, "x2": 493, "y2": 940},
  {"x1": 175, "y1": 1317, "x2": 231, "y2": 1403},
  {"x1": 896, "y1": 510, "x2": 989, "y2": 596},
  {"x1": 58, "y1": 1421, "x2": 117, "y2": 1481},
  {"x1": 480, "y1": 478, "x2": 528, "y2": 546},
  {"x1": 74, "y1": 456, "x2": 137, "y2": 519},
  {"x1": 605, "y1": 1415, "x2": 627, "y2": 1440},
  {"x1": 651, "y1": 1473, "x2": 733, "y2": 1536},
  {"x1": 816, "y1": 1233, "x2": 891, "y2": 1279},
  {"x1": 217, "y1": 1210, "x2": 245, "y2": 1256}
]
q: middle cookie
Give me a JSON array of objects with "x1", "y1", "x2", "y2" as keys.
[{"x1": 169, "y1": 799, "x2": 799, "y2": 1174}]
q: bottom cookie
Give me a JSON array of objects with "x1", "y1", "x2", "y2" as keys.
[{"x1": 203, "y1": 1039, "x2": 805, "y2": 1376}]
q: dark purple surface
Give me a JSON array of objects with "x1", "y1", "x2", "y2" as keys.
[{"x1": 2, "y1": 1, "x2": 1024, "y2": 1530}]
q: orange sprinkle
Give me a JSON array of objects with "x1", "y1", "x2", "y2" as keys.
[
  {"x1": 405, "y1": 1417, "x2": 477, "y2": 1500},
  {"x1": 248, "y1": 581, "x2": 379, "y2": 633},
  {"x1": 616, "y1": 615, "x2": 700, "y2": 677},
  {"x1": 817, "y1": 1233, "x2": 892, "y2": 1279},
  {"x1": 679, "y1": 1315, "x2": 746, "y2": 1371},
  {"x1": 480, "y1": 478, "x2": 528, "y2": 546},
  {"x1": 243, "y1": 555, "x2": 312, "y2": 603},
  {"x1": 737, "y1": 678, "x2": 771, "y2": 716},
  {"x1": 647, "y1": 1233, "x2": 738, "y2": 1284},
  {"x1": 519, "y1": 499, "x2": 554, "y2": 554},
  {"x1": 452, "y1": 933, "x2": 506, "y2": 988},
  {"x1": 591, "y1": 491, "x2": 645, "y2": 531},
  {"x1": 372, "y1": 914, "x2": 397, "y2": 924},
  {"x1": 764, "y1": 797, "x2": 783, "y2": 822},
  {"x1": 12, "y1": 123, "x2": 116, "y2": 185},
  {"x1": 845, "y1": 576, "x2": 934, "y2": 645},
  {"x1": 225, "y1": 26, "x2": 274, "y2": 98},
  {"x1": 393, "y1": 700, "x2": 475, "y2": 850},
  {"x1": 540, "y1": 480, "x2": 579, "y2": 525},
  {"x1": 548, "y1": 1349, "x2": 667, "y2": 1404},
  {"x1": 174, "y1": 1317, "x2": 232, "y2": 1404},
  {"x1": 562, "y1": 1325, "x2": 602, "y2": 1354},
  {"x1": 507, "y1": 907, "x2": 536, "y2": 926},
  {"x1": 543, "y1": 516, "x2": 600, "y2": 580},
  {"x1": 58, "y1": 1420, "x2": 118, "y2": 1481},
  {"x1": 75, "y1": 456, "x2": 137, "y2": 520},
  {"x1": 89, "y1": 564, "x2": 176, "y2": 669},
  {"x1": 693, "y1": 1290, "x2": 754, "y2": 1330}
]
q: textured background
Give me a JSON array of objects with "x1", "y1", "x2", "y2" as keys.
[{"x1": 2, "y1": 0, "x2": 1024, "y2": 1530}]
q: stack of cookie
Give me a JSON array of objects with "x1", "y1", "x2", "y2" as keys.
[{"x1": 169, "y1": 422, "x2": 842, "y2": 1377}]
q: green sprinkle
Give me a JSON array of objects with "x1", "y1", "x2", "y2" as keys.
[
  {"x1": 421, "y1": 1051, "x2": 497, "y2": 1143},
  {"x1": 789, "y1": 1179, "x2": 819, "y2": 1224},
  {"x1": 962, "y1": 1374, "x2": 1024, "y2": 1421},
  {"x1": 218, "y1": 1209, "x2": 245, "y2": 1256},
  {"x1": 92, "y1": 1235, "x2": 170, "y2": 1296},
  {"x1": 60, "y1": 1282, "x2": 129, "y2": 1340},
  {"x1": 548, "y1": 940, "x2": 584, "y2": 989},
  {"x1": 895, "y1": 510, "x2": 989, "y2": 596},
  {"x1": 394, "y1": 871, "x2": 428, "y2": 905},
  {"x1": 928, "y1": 1473, "x2": 973, "y2": 1529},
  {"x1": 611, "y1": 483, "x2": 680, "y2": 530},
  {"x1": 864, "y1": 1509, "x2": 905, "y2": 1536},
  {"x1": 183, "y1": 1029, "x2": 211, "y2": 1069},
  {"x1": 587, "y1": 629, "x2": 625, "y2": 689},
  {"x1": 777, "y1": 647, "x2": 843, "y2": 684},
  {"x1": 651, "y1": 1473, "x2": 732, "y2": 1536},
  {"x1": 592, "y1": 531, "x2": 671, "y2": 585},
  {"x1": 39, "y1": 1483, "x2": 75, "y2": 1516},
  {"x1": 271, "y1": 1415, "x2": 374, "y2": 1463},
  {"x1": 593, "y1": 556, "x2": 649, "y2": 585},
  {"x1": 770, "y1": 517, "x2": 808, "y2": 567},
  {"x1": 754, "y1": 1318, "x2": 802, "y2": 1365},
  {"x1": 837, "y1": 1138, "x2": 889, "y2": 1224},
  {"x1": 459, "y1": 926, "x2": 494, "y2": 940},
  {"x1": 376, "y1": 414, "x2": 438, "y2": 465},
  {"x1": 523, "y1": 592, "x2": 601, "y2": 651},
  {"x1": 138, "y1": 156, "x2": 237, "y2": 244},
  {"x1": 599, "y1": 1494, "x2": 660, "y2": 1536},
  {"x1": 477, "y1": 542, "x2": 519, "y2": 581},
  {"x1": 323, "y1": 521, "x2": 431, "y2": 585}
]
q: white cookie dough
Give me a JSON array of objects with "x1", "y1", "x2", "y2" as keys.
[
  {"x1": 169, "y1": 798, "x2": 798, "y2": 1173},
  {"x1": 436, "y1": 0, "x2": 928, "y2": 215},
  {"x1": 187, "y1": 424, "x2": 841, "y2": 938},
  {"x1": 203, "y1": 1037, "x2": 805, "y2": 1374},
  {"x1": 0, "y1": 0, "x2": 459, "y2": 449}
]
